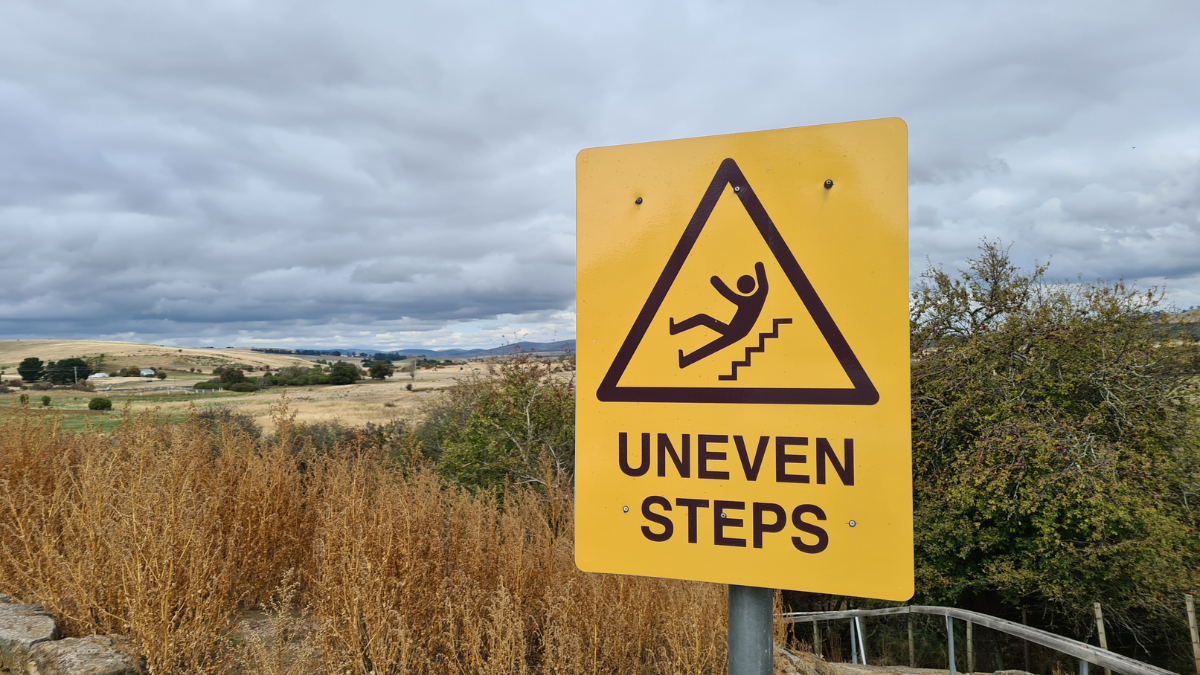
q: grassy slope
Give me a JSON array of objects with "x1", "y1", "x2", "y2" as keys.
[{"x1": 0, "y1": 340, "x2": 315, "y2": 377}]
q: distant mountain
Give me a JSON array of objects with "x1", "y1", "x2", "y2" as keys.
[
  {"x1": 382, "y1": 340, "x2": 576, "y2": 359},
  {"x1": 258, "y1": 340, "x2": 575, "y2": 359}
]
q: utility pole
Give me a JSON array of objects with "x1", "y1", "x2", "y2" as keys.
[{"x1": 73, "y1": 366, "x2": 77, "y2": 384}]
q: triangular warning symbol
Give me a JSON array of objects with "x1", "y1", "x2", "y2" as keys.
[{"x1": 596, "y1": 158, "x2": 879, "y2": 406}]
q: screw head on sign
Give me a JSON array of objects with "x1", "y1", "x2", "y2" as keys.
[
  {"x1": 635, "y1": 197, "x2": 643, "y2": 204},
  {"x1": 623, "y1": 505, "x2": 629, "y2": 513},
  {"x1": 848, "y1": 520, "x2": 857, "y2": 528},
  {"x1": 720, "y1": 512, "x2": 727, "y2": 519},
  {"x1": 733, "y1": 186, "x2": 741, "y2": 192},
  {"x1": 824, "y1": 179, "x2": 834, "y2": 189}
]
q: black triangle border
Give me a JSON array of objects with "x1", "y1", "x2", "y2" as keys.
[{"x1": 595, "y1": 158, "x2": 880, "y2": 405}]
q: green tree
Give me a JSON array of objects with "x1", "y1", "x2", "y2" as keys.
[
  {"x1": 16, "y1": 357, "x2": 43, "y2": 382},
  {"x1": 424, "y1": 355, "x2": 575, "y2": 492},
  {"x1": 45, "y1": 357, "x2": 92, "y2": 385},
  {"x1": 119, "y1": 366, "x2": 141, "y2": 377},
  {"x1": 328, "y1": 361, "x2": 361, "y2": 385},
  {"x1": 910, "y1": 241, "x2": 1199, "y2": 652},
  {"x1": 219, "y1": 368, "x2": 246, "y2": 384},
  {"x1": 368, "y1": 361, "x2": 395, "y2": 380}
]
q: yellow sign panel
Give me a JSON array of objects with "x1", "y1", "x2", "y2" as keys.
[{"x1": 575, "y1": 118, "x2": 912, "y2": 600}]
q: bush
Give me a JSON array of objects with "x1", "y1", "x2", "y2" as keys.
[
  {"x1": 119, "y1": 366, "x2": 142, "y2": 377},
  {"x1": 422, "y1": 354, "x2": 575, "y2": 491},
  {"x1": 156, "y1": 371, "x2": 167, "y2": 380},
  {"x1": 88, "y1": 397, "x2": 112, "y2": 411},
  {"x1": 193, "y1": 406, "x2": 261, "y2": 442},
  {"x1": 40, "y1": 396, "x2": 50, "y2": 407},
  {"x1": 908, "y1": 241, "x2": 1199, "y2": 660},
  {"x1": 18, "y1": 394, "x2": 28, "y2": 405},
  {"x1": 219, "y1": 368, "x2": 246, "y2": 385},
  {"x1": 0, "y1": 408, "x2": 727, "y2": 673},
  {"x1": 327, "y1": 361, "x2": 360, "y2": 385},
  {"x1": 229, "y1": 382, "x2": 257, "y2": 393},
  {"x1": 193, "y1": 381, "x2": 227, "y2": 390}
]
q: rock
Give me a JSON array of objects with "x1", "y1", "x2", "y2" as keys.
[
  {"x1": 0, "y1": 603, "x2": 59, "y2": 673},
  {"x1": 26, "y1": 635, "x2": 142, "y2": 675}
]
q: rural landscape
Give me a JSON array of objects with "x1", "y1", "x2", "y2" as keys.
[
  {"x1": 1, "y1": 246, "x2": 1198, "y2": 674},
  {"x1": 2, "y1": 2, "x2": 1198, "y2": 674}
]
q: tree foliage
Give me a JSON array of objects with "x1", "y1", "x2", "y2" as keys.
[
  {"x1": 422, "y1": 355, "x2": 575, "y2": 492},
  {"x1": 45, "y1": 357, "x2": 92, "y2": 385},
  {"x1": 910, "y1": 241, "x2": 1199, "y2": 649},
  {"x1": 16, "y1": 357, "x2": 43, "y2": 382},
  {"x1": 328, "y1": 361, "x2": 361, "y2": 385},
  {"x1": 368, "y1": 361, "x2": 395, "y2": 380},
  {"x1": 219, "y1": 368, "x2": 246, "y2": 384}
]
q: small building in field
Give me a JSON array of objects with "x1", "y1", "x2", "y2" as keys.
[
  {"x1": 140, "y1": 368, "x2": 155, "y2": 377},
  {"x1": 88, "y1": 372, "x2": 109, "y2": 379}
]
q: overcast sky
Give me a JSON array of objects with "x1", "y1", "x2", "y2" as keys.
[{"x1": 1, "y1": 1, "x2": 1197, "y2": 349}]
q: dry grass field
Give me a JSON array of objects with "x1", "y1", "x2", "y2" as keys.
[
  {"x1": 0, "y1": 340, "x2": 315, "y2": 379},
  {"x1": 0, "y1": 404, "x2": 738, "y2": 674},
  {"x1": 0, "y1": 341, "x2": 510, "y2": 432}
]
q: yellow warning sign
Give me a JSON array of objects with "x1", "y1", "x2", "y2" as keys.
[{"x1": 575, "y1": 118, "x2": 912, "y2": 599}]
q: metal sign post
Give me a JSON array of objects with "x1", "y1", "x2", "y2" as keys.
[{"x1": 729, "y1": 585, "x2": 773, "y2": 675}]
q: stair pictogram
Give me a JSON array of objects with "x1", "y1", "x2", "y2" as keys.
[
  {"x1": 718, "y1": 318, "x2": 792, "y2": 381},
  {"x1": 596, "y1": 157, "x2": 879, "y2": 405}
]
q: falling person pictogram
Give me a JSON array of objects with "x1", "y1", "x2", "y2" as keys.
[{"x1": 670, "y1": 261, "x2": 784, "y2": 370}]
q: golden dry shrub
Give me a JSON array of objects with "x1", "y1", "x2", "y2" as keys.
[
  {"x1": 0, "y1": 400, "x2": 730, "y2": 674},
  {"x1": 0, "y1": 403, "x2": 313, "y2": 672}
]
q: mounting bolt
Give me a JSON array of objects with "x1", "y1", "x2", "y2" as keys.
[
  {"x1": 635, "y1": 197, "x2": 643, "y2": 204},
  {"x1": 720, "y1": 512, "x2": 727, "y2": 519},
  {"x1": 623, "y1": 505, "x2": 629, "y2": 513},
  {"x1": 824, "y1": 179, "x2": 834, "y2": 189},
  {"x1": 848, "y1": 520, "x2": 857, "y2": 528},
  {"x1": 733, "y1": 186, "x2": 741, "y2": 193}
]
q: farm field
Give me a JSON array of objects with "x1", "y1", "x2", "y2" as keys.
[{"x1": 0, "y1": 341, "x2": 509, "y2": 432}]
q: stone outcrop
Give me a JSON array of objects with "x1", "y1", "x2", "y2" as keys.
[
  {"x1": 27, "y1": 636, "x2": 141, "y2": 675},
  {"x1": 0, "y1": 598, "x2": 58, "y2": 673},
  {"x1": 0, "y1": 596, "x2": 141, "y2": 675}
]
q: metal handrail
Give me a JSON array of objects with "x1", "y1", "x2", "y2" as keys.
[{"x1": 783, "y1": 606, "x2": 1178, "y2": 675}]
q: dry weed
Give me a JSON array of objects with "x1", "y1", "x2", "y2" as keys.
[{"x1": 0, "y1": 397, "x2": 731, "y2": 674}]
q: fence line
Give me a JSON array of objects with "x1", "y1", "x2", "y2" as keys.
[{"x1": 783, "y1": 606, "x2": 1177, "y2": 675}]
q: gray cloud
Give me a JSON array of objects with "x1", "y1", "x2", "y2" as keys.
[{"x1": 1, "y1": 0, "x2": 1198, "y2": 348}]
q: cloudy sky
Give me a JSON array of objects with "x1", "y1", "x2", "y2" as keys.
[{"x1": 1, "y1": 1, "x2": 1197, "y2": 349}]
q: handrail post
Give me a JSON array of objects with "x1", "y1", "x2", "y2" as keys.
[
  {"x1": 1022, "y1": 609, "x2": 1031, "y2": 673},
  {"x1": 908, "y1": 611, "x2": 915, "y2": 667},
  {"x1": 967, "y1": 619, "x2": 974, "y2": 673},
  {"x1": 1094, "y1": 603, "x2": 1111, "y2": 675},
  {"x1": 850, "y1": 617, "x2": 859, "y2": 664},
  {"x1": 1186, "y1": 594, "x2": 1200, "y2": 675},
  {"x1": 1081, "y1": 659, "x2": 1089, "y2": 675},
  {"x1": 812, "y1": 619, "x2": 821, "y2": 658},
  {"x1": 857, "y1": 616, "x2": 868, "y2": 665},
  {"x1": 946, "y1": 614, "x2": 957, "y2": 675}
]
